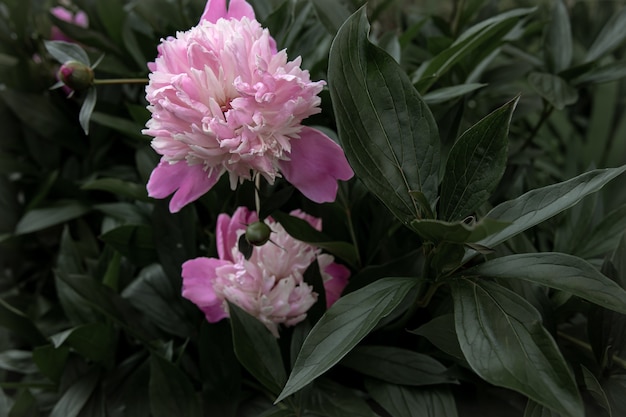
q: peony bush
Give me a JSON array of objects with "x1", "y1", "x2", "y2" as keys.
[{"x1": 1, "y1": 0, "x2": 626, "y2": 416}]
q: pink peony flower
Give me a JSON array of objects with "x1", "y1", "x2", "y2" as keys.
[
  {"x1": 50, "y1": 6, "x2": 88, "y2": 42},
  {"x1": 143, "y1": 0, "x2": 353, "y2": 213},
  {"x1": 181, "y1": 206, "x2": 350, "y2": 336}
]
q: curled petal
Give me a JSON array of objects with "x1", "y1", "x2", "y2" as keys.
[
  {"x1": 147, "y1": 160, "x2": 221, "y2": 213},
  {"x1": 182, "y1": 257, "x2": 230, "y2": 322},
  {"x1": 323, "y1": 262, "x2": 350, "y2": 307},
  {"x1": 216, "y1": 206, "x2": 258, "y2": 261},
  {"x1": 279, "y1": 127, "x2": 354, "y2": 203},
  {"x1": 200, "y1": 0, "x2": 255, "y2": 23}
]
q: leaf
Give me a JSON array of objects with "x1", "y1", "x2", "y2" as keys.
[
  {"x1": 545, "y1": 0, "x2": 572, "y2": 73},
  {"x1": 122, "y1": 264, "x2": 195, "y2": 338},
  {"x1": 468, "y1": 165, "x2": 626, "y2": 256},
  {"x1": 49, "y1": 370, "x2": 100, "y2": 417},
  {"x1": 311, "y1": 0, "x2": 351, "y2": 34},
  {"x1": 90, "y1": 111, "x2": 149, "y2": 141},
  {"x1": 15, "y1": 201, "x2": 90, "y2": 235},
  {"x1": 413, "y1": 8, "x2": 535, "y2": 90},
  {"x1": 573, "y1": 60, "x2": 626, "y2": 85},
  {"x1": 439, "y1": 97, "x2": 517, "y2": 221},
  {"x1": 328, "y1": 7, "x2": 441, "y2": 226},
  {"x1": 581, "y1": 365, "x2": 612, "y2": 417},
  {"x1": 575, "y1": 204, "x2": 626, "y2": 259},
  {"x1": 276, "y1": 277, "x2": 420, "y2": 402},
  {"x1": 149, "y1": 354, "x2": 202, "y2": 417},
  {"x1": 79, "y1": 87, "x2": 97, "y2": 135},
  {"x1": 585, "y1": 7, "x2": 626, "y2": 62},
  {"x1": 340, "y1": 345, "x2": 455, "y2": 386},
  {"x1": 410, "y1": 314, "x2": 466, "y2": 362},
  {"x1": 305, "y1": 379, "x2": 379, "y2": 417},
  {"x1": 271, "y1": 211, "x2": 357, "y2": 269},
  {"x1": 49, "y1": 323, "x2": 116, "y2": 362},
  {"x1": 524, "y1": 400, "x2": 561, "y2": 417},
  {"x1": 0, "y1": 298, "x2": 46, "y2": 346},
  {"x1": 451, "y1": 279, "x2": 582, "y2": 417},
  {"x1": 82, "y1": 177, "x2": 149, "y2": 201},
  {"x1": 99, "y1": 224, "x2": 157, "y2": 265},
  {"x1": 44, "y1": 40, "x2": 90, "y2": 65},
  {"x1": 466, "y1": 253, "x2": 626, "y2": 314},
  {"x1": 229, "y1": 303, "x2": 287, "y2": 395},
  {"x1": 410, "y1": 217, "x2": 510, "y2": 244},
  {"x1": 528, "y1": 72, "x2": 578, "y2": 110},
  {"x1": 422, "y1": 83, "x2": 487, "y2": 104},
  {"x1": 32, "y1": 345, "x2": 70, "y2": 384},
  {"x1": 0, "y1": 350, "x2": 37, "y2": 374},
  {"x1": 365, "y1": 380, "x2": 459, "y2": 417}
]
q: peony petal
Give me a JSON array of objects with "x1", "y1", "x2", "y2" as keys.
[
  {"x1": 323, "y1": 262, "x2": 350, "y2": 307},
  {"x1": 199, "y1": 0, "x2": 255, "y2": 23},
  {"x1": 146, "y1": 160, "x2": 221, "y2": 213},
  {"x1": 216, "y1": 207, "x2": 257, "y2": 261},
  {"x1": 279, "y1": 127, "x2": 354, "y2": 203},
  {"x1": 182, "y1": 257, "x2": 230, "y2": 322}
]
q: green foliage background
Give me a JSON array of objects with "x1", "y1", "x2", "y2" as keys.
[{"x1": 1, "y1": 0, "x2": 626, "y2": 416}]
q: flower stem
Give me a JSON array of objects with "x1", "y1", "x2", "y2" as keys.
[
  {"x1": 513, "y1": 102, "x2": 554, "y2": 157},
  {"x1": 557, "y1": 330, "x2": 626, "y2": 371},
  {"x1": 93, "y1": 78, "x2": 149, "y2": 85},
  {"x1": 254, "y1": 173, "x2": 261, "y2": 215}
]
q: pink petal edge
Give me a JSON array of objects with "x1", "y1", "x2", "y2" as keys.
[
  {"x1": 279, "y1": 127, "x2": 354, "y2": 203},
  {"x1": 182, "y1": 257, "x2": 230, "y2": 322},
  {"x1": 323, "y1": 262, "x2": 350, "y2": 308},
  {"x1": 199, "y1": 0, "x2": 255, "y2": 23},
  {"x1": 146, "y1": 160, "x2": 221, "y2": 213}
]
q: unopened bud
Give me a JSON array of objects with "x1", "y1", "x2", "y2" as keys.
[
  {"x1": 57, "y1": 60, "x2": 94, "y2": 91},
  {"x1": 245, "y1": 221, "x2": 272, "y2": 246}
]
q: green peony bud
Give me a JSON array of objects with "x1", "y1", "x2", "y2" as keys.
[
  {"x1": 245, "y1": 221, "x2": 272, "y2": 246},
  {"x1": 57, "y1": 60, "x2": 94, "y2": 91}
]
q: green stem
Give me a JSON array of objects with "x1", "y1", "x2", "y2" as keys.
[
  {"x1": 93, "y1": 78, "x2": 149, "y2": 85},
  {"x1": 513, "y1": 102, "x2": 554, "y2": 157},
  {"x1": 345, "y1": 207, "x2": 362, "y2": 269},
  {"x1": 557, "y1": 330, "x2": 626, "y2": 371}
]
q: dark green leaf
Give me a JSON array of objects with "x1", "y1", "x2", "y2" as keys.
[
  {"x1": 581, "y1": 365, "x2": 612, "y2": 417},
  {"x1": 32, "y1": 345, "x2": 70, "y2": 384},
  {"x1": 467, "y1": 253, "x2": 626, "y2": 314},
  {"x1": 440, "y1": 97, "x2": 517, "y2": 221},
  {"x1": 366, "y1": 380, "x2": 458, "y2": 417},
  {"x1": 79, "y1": 87, "x2": 97, "y2": 135},
  {"x1": 524, "y1": 400, "x2": 561, "y2": 417},
  {"x1": 468, "y1": 165, "x2": 626, "y2": 255},
  {"x1": 573, "y1": 60, "x2": 626, "y2": 85},
  {"x1": 96, "y1": 0, "x2": 125, "y2": 45},
  {"x1": 49, "y1": 370, "x2": 100, "y2": 417},
  {"x1": 229, "y1": 302, "x2": 286, "y2": 395},
  {"x1": 276, "y1": 277, "x2": 420, "y2": 402},
  {"x1": 585, "y1": 7, "x2": 626, "y2": 62},
  {"x1": 545, "y1": 0, "x2": 572, "y2": 72},
  {"x1": 410, "y1": 314, "x2": 466, "y2": 362},
  {"x1": 0, "y1": 388, "x2": 9, "y2": 417},
  {"x1": 0, "y1": 298, "x2": 46, "y2": 346},
  {"x1": 410, "y1": 217, "x2": 510, "y2": 244},
  {"x1": 50, "y1": 323, "x2": 116, "y2": 362},
  {"x1": 15, "y1": 201, "x2": 90, "y2": 235},
  {"x1": 311, "y1": 0, "x2": 351, "y2": 34},
  {"x1": 528, "y1": 72, "x2": 578, "y2": 110},
  {"x1": 0, "y1": 350, "x2": 36, "y2": 374},
  {"x1": 305, "y1": 379, "x2": 378, "y2": 417},
  {"x1": 82, "y1": 177, "x2": 149, "y2": 201},
  {"x1": 341, "y1": 345, "x2": 455, "y2": 386},
  {"x1": 413, "y1": 8, "x2": 535, "y2": 90},
  {"x1": 422, "y1": 83, "x2": 486, "y2": 104},
  {"x1": 100, "y1": 224, "x2": 157, "y2": 265},
  {"x1": 271, "y1": 211, "x2": 357, "y2": 269},
  {"x1": 44, "y1": 40, "x2": 90, "y2": 65},
  {"x1": 122, "y1": 264, "x2": 195, "y2": 338},
  {"x1": 90, "y1": 111, "x2": 149, "y2": 141},
  {"x1": 149, "y1": 355, "x2": 202, "y2": 417},
  {"x1": 576, "y1": 204, "x2": 626, "y2": 259},
  {"x1": 451, "y1": 279, "x2": 582, "y2": 417},
  {"x1": 328, "y1": 7, "x2": 440, "y2": 226}
]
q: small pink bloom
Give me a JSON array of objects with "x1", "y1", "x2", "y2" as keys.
[
  {"x1": 144, "y1": 0, "x2": 353, "y2": 213},
  {"x1": 181, "y1": 207, "x2": 350, "y2": 336},
  {"x1": 50, "y1": 6, "x2": 88, "y2": 42}
]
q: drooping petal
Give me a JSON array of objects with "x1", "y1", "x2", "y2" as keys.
[
  {"x1": 146, "y1": 160, "x2": 221, "y2": 213},
  {"x1": 199, "y1": 0, "x2": 255, "y2": 23},
  {"x1": 279, "y1": 127, "x2": 354, "y2": 203},
  {"x1": 182, "y1": 257, "x2": 230, "y2": 322},
  {"x1": 322, "y1": 262, "x2": 350, "y2": 307}
]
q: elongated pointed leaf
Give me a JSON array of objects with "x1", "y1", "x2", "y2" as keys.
[
  {"x1": 79, "y1": 87, "x2": 97, "y2": 135},
  {"x1": 581, "y1": 365, "x2": 612, "y2": 416},
  {"x1": 585, "y1": 7, "x2": 626, "y2": 62},
  {"x1": 229, "y1": 303, "x2": 286, "y2": 395},
  {"x1": 410, "y1": 217, "x2": 510, "y2": 244},
  {"x1": 44, "y1": 40, "x2": 90, "y2": 65},
  {"x1": 341, "y1": 346, "x2": 455, "y2": 386},
  {"x1": 15, "y1": 202, "x2": 91, "y2": 235},
  {"x1": 311, "y1": 0, "x2": 351, "y2": 34},
  {"x1": 576, "y1": 204, "x2": 626, "y2": 259},
  {"x1": 149, "y1": 355, "x2": 202, "y2": 417},
  {"x1": 50, "y1": 371, "x2": 100, "y2": 417},
  {"x1": 528, "y1": 72, "x2": 577, "y2": 110},
  {"x1": 545, "y1": 0, "x2": 572, "y2": 73},
  {"x1": 468, "y1": 165, "x2": 626, "y2": 254},
  {"x1": 276, "y1": 277, "x2": 420, "y2": 402},
  {"x1": 328, "y1": 7, "x2": 440, "y2": 225},
  {"x1": 467, "y1": 253, "x2": 626, "y2": 314},
  {"x1": 451, "y1": 279, "x2": 582, "y2": 417},
  {"x1": 440, "y1": 97, "x2": 517, "y2": 221},
  {"x1": 366, "y1": 380, "x2": 458, "y2": 417},
  {"x1": 524, "y1": 400, "x2": 561, "y2": 417}
]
